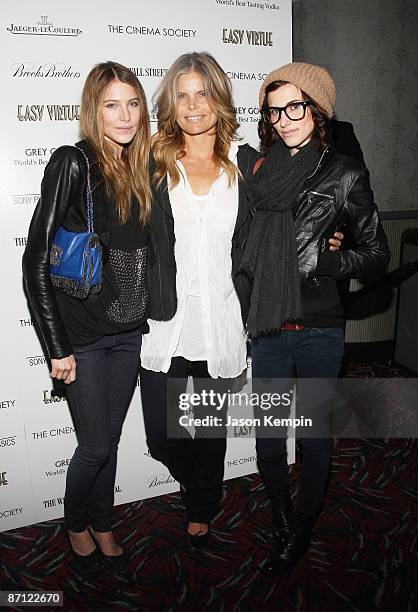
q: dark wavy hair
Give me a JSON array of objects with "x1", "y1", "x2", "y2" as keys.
[{"x1": 258, "y1": 80, "x2": 331, "y2": 155}]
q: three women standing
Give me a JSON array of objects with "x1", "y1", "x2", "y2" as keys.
[{"x1": 24, "y1": 55, "x2": 388, "y2": 578}]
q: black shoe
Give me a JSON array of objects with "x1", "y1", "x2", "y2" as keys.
[
  {"x1": 267, "y1": 485, "x2": 293, "y2": 543},
  {"x1": 185, "y1": 526, "x2": 210, "y2": 549},
  {"x1": 100, "y1": 550, "x2": 130, "y2": 575},
  {"x1": 70, "y1": 548, "x2": 102, "y2": 575},
  {"x1": 264, "y1": 512, "x2": 315, "y2": 576},
  {"x1": 88, "y1": 528, "x2": 130, "y2": 575}
]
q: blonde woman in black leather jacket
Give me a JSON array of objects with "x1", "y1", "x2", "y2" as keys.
[{"x1": 23, "y1": 61, "x2": 151, "y2": 575}]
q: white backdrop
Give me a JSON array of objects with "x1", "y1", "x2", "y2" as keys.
[{"x1": 0, "y1": 0, "x2": 293, "y2": 532}]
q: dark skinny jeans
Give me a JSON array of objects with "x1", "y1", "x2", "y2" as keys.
[
  {"x1": 64, "y1": 328, "x2": 142, "y2": 532},
  {"x1": 252, "y1": 326, "x2": 345, "y2": 517}
]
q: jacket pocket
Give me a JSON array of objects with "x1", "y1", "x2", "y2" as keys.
[{"x1": 299, "y1": 191, "x2": 336, "y2": 232}]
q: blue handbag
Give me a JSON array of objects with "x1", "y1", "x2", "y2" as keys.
[{"x1": 49, "y1": 146, "x2": 102, "y2": 298}]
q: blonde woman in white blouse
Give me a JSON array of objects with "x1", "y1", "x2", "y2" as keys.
[{"x1": 140, "y1": 52, "x2": 259, "y2": 548}]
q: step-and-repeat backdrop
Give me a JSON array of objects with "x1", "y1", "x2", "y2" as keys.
[{"x1": 0, "y1": 0, "x2": 292, "y2": 531}]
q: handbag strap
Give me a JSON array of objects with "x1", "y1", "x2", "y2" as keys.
[{"x1": 75, "y1": 145, "x2": 94, "y2": 233}]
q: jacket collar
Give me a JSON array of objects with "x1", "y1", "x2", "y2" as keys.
[
  {"x1": 75, "y1": 139, "x2": 104, "y2": 188},
  {"x1": 290, "y1": 146, "x2": 335, "y2": 214},
  {"x1": 305, "y1": 146, "x2": 334, "y2": 180},
  {"x1": 75, "y1": 139, "x2": 97, "y2": 163}
]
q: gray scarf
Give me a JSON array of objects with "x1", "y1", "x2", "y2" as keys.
[{"x1": 239, "y1": 138, "x2": 321, "y2": 338}]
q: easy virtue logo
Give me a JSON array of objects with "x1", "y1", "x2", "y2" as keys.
[
  {"x1": 222, "y1": 28, "x2": 273, "y2": 46},
  {"x1": 7, "y1": 15, "x2": 82, "y2": 37},
  {"x1": 16, "y1": 105, "x2": 80, "y2": 122}
]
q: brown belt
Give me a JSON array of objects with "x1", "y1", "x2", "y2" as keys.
[{"x1": 280, "y1": 323, "x2": 305, "y2": 331}]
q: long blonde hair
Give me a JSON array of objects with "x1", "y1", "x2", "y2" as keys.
[
  {"x1": 80, "y1": 61, "x2": 151, "y2": 224},
  {"x1": 152, "y1": 52, "x2": 240, "y2": 188}
]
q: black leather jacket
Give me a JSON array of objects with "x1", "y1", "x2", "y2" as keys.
[
  {"x1": 292, "y1": 147, "x2": 390, "y2": 288},
  {"x1": 23, "y1": 141, "x2": 116, "y2": 359}
]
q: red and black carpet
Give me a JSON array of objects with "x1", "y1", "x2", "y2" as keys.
[{"x1": 0, "y1": 361, "x2": 416, "y2": 611}]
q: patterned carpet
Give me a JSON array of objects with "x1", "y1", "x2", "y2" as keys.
[{"x1": 1, "y1": 362, "x2": 417, "y2": 611}]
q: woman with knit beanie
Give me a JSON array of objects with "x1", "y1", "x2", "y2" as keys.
[{"x1": 241, "y1": 62, "x2": 390, "y2": 575}]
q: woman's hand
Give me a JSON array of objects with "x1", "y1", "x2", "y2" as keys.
[
  {"x1": 50, "y1": 355, "x2": 77, "y2": 384},
  {"x1": 329, "y1": 231, "x2": 344, "y2": 252}
]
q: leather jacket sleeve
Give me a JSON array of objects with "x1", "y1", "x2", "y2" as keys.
[
  {"x1": 146, "y1": 170, "x2": 177, "y2": 322},
  {"x1": 317, "y1": 166, "x2": 390, "y2": 280},
  {"x1": 232, "y1": 144, "x2": 262, "y2": 325},
  {"x1": 338, "y1": 167, "x2": 390, "y2": 278},
  {"x1": 22, "y1": 146, "x2": 86, "y2": 359}
]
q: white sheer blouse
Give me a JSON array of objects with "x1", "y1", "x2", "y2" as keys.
[{"x1": 140, "y1": 143, "x2": 247, "y2": 378}]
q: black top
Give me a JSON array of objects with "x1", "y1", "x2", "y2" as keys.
[
  {"x1": 22, "y1": 141, "x2": 154, "y2": 358},
  {"x1": 56, "y1": 199, "x2": 149, "y2": 346},
  {"x1": 300, "y1": 280, "x2": 344, "y2": 327}
]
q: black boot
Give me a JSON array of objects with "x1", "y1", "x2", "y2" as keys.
[
  {"x1": 265, "y1": 511, "x2": 316, "y2": 576},
  {"x1": 266, "y1": 485, "x2": 293, "y2": 543}
]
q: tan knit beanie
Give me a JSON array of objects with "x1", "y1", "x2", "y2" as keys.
[{"x1": 259, "y1": 62, "x2": 336, "y2": 119}]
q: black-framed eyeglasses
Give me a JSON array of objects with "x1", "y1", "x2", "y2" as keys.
[{"x1": 261, "y1": 101, "x2": 312, "y2": 125}]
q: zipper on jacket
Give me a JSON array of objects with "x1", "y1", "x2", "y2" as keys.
[{"x1": 306, "y1": 148, "x2": 329, "y2": 180}]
